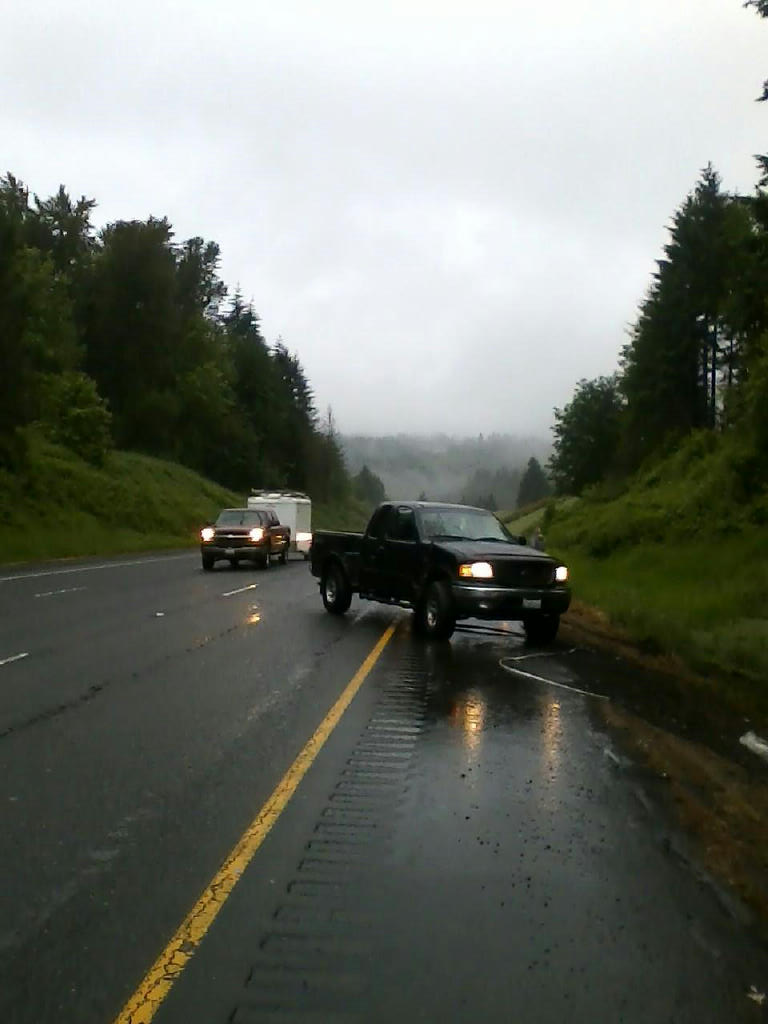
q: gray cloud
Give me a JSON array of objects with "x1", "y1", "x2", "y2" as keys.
[{"x1": 2, "y1": 0, "x2": 765, "y2": 435}]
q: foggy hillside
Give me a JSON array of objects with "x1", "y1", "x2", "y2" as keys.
[{"x1": 341, "y1": 434, "x2": 551, "y2": 507}]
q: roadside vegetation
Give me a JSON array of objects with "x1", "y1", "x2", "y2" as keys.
[
  {"x1": 0, "y1": 171, "x2": 391, "y2": 564},
  {"x1": 0, "y1": 171, "x2": 353, "y2": 498},
  {"x1": 312, "y1": 495, "x2": 371, "y2": 533},
  {"x1": 0, "y1": 436, "x2": 374, "y2": 565},
  {"x1": 539, "y1": 434, "x2": 768, "y2": 713},
  {"x1": 0, "y1": 436, "x2": 239, "y2": 563},
  {"x1": 532, "y1": 2, "x2": 768, "y2": 716}
]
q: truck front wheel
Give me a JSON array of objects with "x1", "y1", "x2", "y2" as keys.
[
  {"x1": 416, "y1": 581, "x2": 455, "y2": 640},
  {"x1": 322, "y1": 563, "x2": 352, "y2": 615}
]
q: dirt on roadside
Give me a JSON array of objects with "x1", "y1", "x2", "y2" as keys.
[
  {"x1": 601, "y1": 703, "x2": 768, "y2": 934},
  {"x1": 561, "y1": 601, "x2": 768, "y2": 938}
]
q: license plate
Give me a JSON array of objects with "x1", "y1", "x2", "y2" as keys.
[
  {"x1": 522, "y1": 598, "x2": 541, "y2": 610},
  {"x1": 224, "y1": 548, "x2": 235, "y2": 556}
]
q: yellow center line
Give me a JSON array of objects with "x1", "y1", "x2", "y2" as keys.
[{"x1": 114, "y1": 621, "x2": 398, "y2": 1024}]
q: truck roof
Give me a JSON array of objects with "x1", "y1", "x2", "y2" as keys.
[{"x1": 381, "y1": 500, "x2": 490, "y2": 514}]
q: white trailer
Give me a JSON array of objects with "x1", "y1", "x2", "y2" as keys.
[{"x1": 247, "y1": 490, "x2": 313, "y2": 557}]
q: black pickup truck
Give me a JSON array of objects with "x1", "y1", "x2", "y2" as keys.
[{"x1": 310, "y1": 501, "x2": 570, "y2": 642}]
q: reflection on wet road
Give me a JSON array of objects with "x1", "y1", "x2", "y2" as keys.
[
  {"x1": 163, "y1": 616, "x2": 768, "y2": 1024},
  {"x1": 2, "y1": 553, "x2": 766, "y2": 1023}
]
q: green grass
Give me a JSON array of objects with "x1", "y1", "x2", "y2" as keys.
[
  {"x1": 0, "y1": 438, "x2": 242, "y2": 564},
  {"x1": 562, "y1": 539, "x2": 767, "y2": 665},
  {"x1": 312, "y1": 495, "x2": 371, "y2": 532},
  {"x1": 502, "y1": 497, "x2": 578, "y2": 538},
  {"x1": 0, "y1": 437, "x2": 376, "y2": 565},
  {"x1": 544, "y1": 432, "x2": 768, "y2": 714}
]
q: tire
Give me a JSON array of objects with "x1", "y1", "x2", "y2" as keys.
[
  {"x1": 417, "y1": 581, "x2": 455, "y2": 640},
  {"x1": 261, "y1": 552, "x2": 270, "y2": 570},
  {"x1": 411, "y1": 602, "x2": 427, "y2": 634},
  {"x1": 279, "y1": 545, "x2": 288, "y2": 565},
  {"x1": 202, "y1": 553, "x2": 215, "y2": 571},
  {"x1": 523, "y1": 613, "x2": 560, "y2": 645},
  {"x1": 321, "y1": 562, "x2": 352, "y2": 615}
]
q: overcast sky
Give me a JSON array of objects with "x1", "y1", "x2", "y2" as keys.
[{"x1": 3, "y1": 1, "x2": 765, "y2": 437}]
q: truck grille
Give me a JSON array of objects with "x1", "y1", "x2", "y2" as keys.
[
  {"x1": 493, "y1": 559, "x2": 554, "y2": 587},
  {"x1": 214, "y1": 532, "x2": 252, "y2": 548}
]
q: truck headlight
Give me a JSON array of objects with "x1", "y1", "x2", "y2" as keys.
[
  {"x1": 201, "y1": 527, "x2": 215, "y2": 542},
  {"x1": 555, "y1": 565, "x2": 569, "y2": 582},
  {"x1": 459, "y1": 562, "x2": 494, "y2": 579},
  {"x1": 249, "y1": 527, "x2": 264, "y2": 541}
]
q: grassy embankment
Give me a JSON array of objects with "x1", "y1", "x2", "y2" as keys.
[
  {"x1": 504, "y1": 432, "x2": 768, "y2": 718},
  {"x1": 0, "y1": 437, "x2": 370, "y2": 565}
]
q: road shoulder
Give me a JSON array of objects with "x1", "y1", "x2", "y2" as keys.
[{"x1": 562, "y1": 603, "x2": 768, "y2": 940}]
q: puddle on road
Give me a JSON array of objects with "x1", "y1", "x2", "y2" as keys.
[{"x1": 459, "y1": 623, "x2": 768, "y2": 773}]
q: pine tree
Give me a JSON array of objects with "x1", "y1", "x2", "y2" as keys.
[{"x1": 516, "y1": 457, "x2": 551, "y2": 508}]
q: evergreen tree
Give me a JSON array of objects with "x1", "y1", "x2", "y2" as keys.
[
  {"x1": 517, "y1": 457, "x2": 551, "y2": 508},
  {"x1": 0, "y1": 170, "x2": 356, "y2": 501},
  {"x1": 353, "y1": 465, "x2": 386, "y2": 506},
  {"x1": 620, "y1": 166, "x2": 744, "y2": 464},
  {"x1": 82, "y1": 217, "x2": 182, "y2": 451},
  {"x1": 0, "y1": 175, "x2": 83, "y2": 465},
  {"x1": 550, "y1": 376, "x2": 623, "y2": 494}
]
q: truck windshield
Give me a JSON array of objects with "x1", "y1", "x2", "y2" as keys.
[
  {"x1": 216, "y1": 510, "x2": 264, "y2": 527},
  {"x1": 420, "y1": 509, "x2": 511, "y2": 543}
]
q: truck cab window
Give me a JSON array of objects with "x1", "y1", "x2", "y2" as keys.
[
  {"x1": 367, "y1": 505, "x2": 392, "y2": 539},
  {"x1": 388, "y1": 507, "x2": 417, "y2": 543}
]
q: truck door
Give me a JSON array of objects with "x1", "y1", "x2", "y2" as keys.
[
  {"x1": 267, "y1": 510, "x2": 288, "y2": 553},
  {"x1": 359, "y1": 505, "x2": 393, "y2": 598},
  {"x1": 384, "y1": 506, "x2": 423, "y2": 602}
]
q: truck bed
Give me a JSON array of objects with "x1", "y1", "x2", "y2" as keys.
[{"x1": 309, "y1": 530, "x2": 364, "y2": 588}]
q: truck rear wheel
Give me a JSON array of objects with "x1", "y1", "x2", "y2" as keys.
[
  {"x1": 322, "y1": 563, "x2": 352, "y2": 615},
  {"x1": 417, "y1": 581, "x2": 455, "y2": 640}
]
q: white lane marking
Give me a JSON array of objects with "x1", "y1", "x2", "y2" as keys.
[
  {"x1": 504, "y1": 647, "x2": 578, "y2": 662},
  {"x1": 499, "y1": 659, "x2": 609, "y2": 700},
  {"x1": 34, "y1": 586, "x2": 87, "y2": 599},
  {"x1": 221, "y1": 583, "x2": 259, "y2": 598},
  {"x1": 740, "y1": 731, "x2": 768, "y2": 764},
  {"x1": 0, "y1": 652, "x2": 29, "y2": 668},
  {"x1": 0, "y1": 553, "x2": 193, "y2": 584}
]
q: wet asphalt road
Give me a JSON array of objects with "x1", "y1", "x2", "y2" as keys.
[{"x1": 1, "y1": 552, "x2": 767, "y2": 1023}]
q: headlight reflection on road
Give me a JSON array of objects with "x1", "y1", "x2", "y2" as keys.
[
  {"x1": 540, "y1": 697, "x2": 562, "y2": 791},
  {"x1": 449, "y1": 692, "x2": 486, "y2": 754},
  {"x1": 247, "y1": 605, "x2": 261, "y2": 626}
]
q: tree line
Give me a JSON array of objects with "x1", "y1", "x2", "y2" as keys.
[
  {"x1": 550, "y1": 4, "x2": 768, "y2": 496},
  {"x1": 459, "y1": 457, "x2": 550, "y2": 511},
  {"x1": 0, "y1": 173, "x2": 350, "y2": 501}
]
